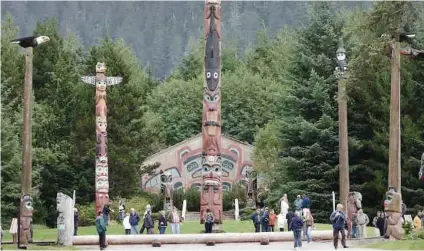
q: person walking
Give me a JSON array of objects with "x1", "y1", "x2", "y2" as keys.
[
  {"x1": 250, "y1": 208, "x2": 262, "y2": 232},
  {"x1": 144, "y1": 205, "x2": 155, "y2": 234},
  {"x1": 123, "y1": 213, "x2": 131, "y2": 235},
  {"x1": 204, "y1": 209, "x2": 214, "y2": 233},
  {"x1": 286, "y1": 210, "x2": 295, "y2": 231},
  {"x1": 294, "y1": 195, "x2": 303, "y2": 216},
  {"x1": 74, "y1": 208, "x2": 79, "y2": 236},
  {"x1": 357, "y1": 209, "x2": 369, "y2": 238},
  {"x1": 129, "y1": 208, "x2": 140, "y2": 234},
  {"x1": 261, "y1": 207, "x2": 270, "y2": 232},
  {"x1": 330, "y1": 204, "x2": 348, "y2": 249},
  {"x1": 372, "y1": 211, "x2": 381, "y2": 237},
  {"x1": 158, "y1": 210, "x2": 168, "y2": 234},
  {"x1": 290, "y1": 212, "x2": 304, "y2": 251},
  {"x1": 102, "y1": 202, "x2": 113, "y2": 226},
  {"x1": 171, "y1": 206, "x2": 181, "y2": 234},
  {"x1": 119, "y1": 203, "x2": 126, "y2": 221},
  {"x1": 304, "y1": 210, "x2": 314, "y2": 244},
  {"x1": 96, "y1": 211, "x2": 107, "y2": 250},
  {"x1": 351, "y1": 212, "x2": 359, "y2": 238},
  {"x1": 268, "y1": 209, "x2": 277, "y2": 232}
]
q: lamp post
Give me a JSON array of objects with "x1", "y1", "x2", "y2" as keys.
[
  {"x1": 334, "y1": 39, "x2": 349, "y2": 214},
  {"x1": 10, "y1": 35, "x2": 50, "y2": 249}
]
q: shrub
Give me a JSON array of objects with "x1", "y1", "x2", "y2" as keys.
[
  {"x1": 184, "y1": 188, "x2": 200, "y2": 211},
  {"x1": 240, "y1": 207, "x2": 255, "y2": 221},
  {"x1": 402, "y1": 221, "x2": 413, "y2": 235},
  {"x1": 77, "y1": 203, "x2": 96, "y2": 227}
]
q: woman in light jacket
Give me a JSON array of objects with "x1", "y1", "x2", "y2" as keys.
[
  {"x1": 277, "y1": 212, "x2": 286, "y2": 232},
  {"x1": 304, "y1": 211, "x2": 314, "y2": 243}
]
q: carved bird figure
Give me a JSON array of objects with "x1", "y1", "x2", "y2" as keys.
[{"x1": 10, "y1": 35, "x2": 50, "y2": 48}]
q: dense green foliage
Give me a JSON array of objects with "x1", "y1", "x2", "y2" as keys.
[{"x1": 1, "y1": 2, "x2": 424, "y2": 229}]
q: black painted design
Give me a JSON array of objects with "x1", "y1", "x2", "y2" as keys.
[{"x1": 205, "y1": 6, "x2": 220, "y2": 92}]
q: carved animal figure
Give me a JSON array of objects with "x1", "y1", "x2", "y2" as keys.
[
  {"x1": 245, "y1": 166, "x2": 257, "y2": 208},
  {"x1": 56, "y1": 192, "x2": 74, "y2": 246},
  {"x1": 96, "y1": 192, "x2": 109, "y2": 214},
  {"x1": 347, "y1": 191, "x2": 362, "y2": 239},
  {"x1": 384, "y1": 187, "x2": 403, "y2": 240},
  {"x1": 96, "y1": 132, "x2": 108, "y2": 157},
  {"x1": 19, "y1": 195, "x2": 33, "y2": 247},
  {"x1": 160, "y1": 170, "x2": 173, "y2": 212},
  {"x1": 96, "y1": 62, "x2": 107, "y2": 73},
  {"x1": 95, "y1": 79, "x2": 107, "y2": 102},
  {"x1": 200, "y1": 155, "x2": 222, "y2": 224}
]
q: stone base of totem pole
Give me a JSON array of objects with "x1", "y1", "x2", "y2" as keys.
[{"x1": 73, "y1": 231, "x2": 333, "y2": 245}]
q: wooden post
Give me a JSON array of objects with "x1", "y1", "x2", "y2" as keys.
[
  {"x1": 19, "y1": 47, "x2": 33, "y2": 249},
  {"x1": 388, "y1": 35, "x2": 401, "y2": 193},
  {"x1": 338, "y1": 77, "x2": 349, "y2": 213}
]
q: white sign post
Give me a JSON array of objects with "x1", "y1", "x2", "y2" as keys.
[
  {"x1": 332, "y1": 191, "x2": 335, "y2": 211},
  {"x1": 235, "y1": 199, "x2": 239, "y2": 221}
]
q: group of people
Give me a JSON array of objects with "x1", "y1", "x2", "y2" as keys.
[
  {"x1": 249, "y1": 194, "x2": 314, "y2": 251},
  {"x1": 121, "y1": 206, "x2": 183, "y2": 235},
  {"x1": 350, "y1": 209, "x2": 369, "y2": 238}
]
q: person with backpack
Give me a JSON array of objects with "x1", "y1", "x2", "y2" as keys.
[
  {"x1": 96, "y1": 211, "x2": 107, "y2": 250},
  {"x1": 261, "y1": 207, "x2": 270, "y2": 232},
  {"x1": 144, "y1": 205, "x2": 155, "y2": 234},
  {"x1": 129, "y1": 208, "x2": 140, "y2": 234},
  {"x1": 158, "y1": 210, "x2": 168, "y2": 234},
  {"x1": 330, "y1": 204, "x2": 348, "y2": 249}
]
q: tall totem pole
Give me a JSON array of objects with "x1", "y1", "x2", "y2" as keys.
[
  {"x1": 81, "y1": 62, "x2": 122, "y2": 213},
  {"x1": 200, "y1": 0, "x2": 223, "y2": 226}
]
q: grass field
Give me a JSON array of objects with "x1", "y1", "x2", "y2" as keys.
[
  {"x1": 362, "y1": 240, "x2": 424, "y2": 250},
  {"x1": 1, "y1": 220, "x2": 380, "y2": 242}
]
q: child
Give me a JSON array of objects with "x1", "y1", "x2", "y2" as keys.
[
  {"x1": 158, "y1": 210, "x2": 168, "y2": 234},
  {"x1": 277, "y1": 212, "x2": 285, "y2": 232},
  {"x1": 269, "y1": 209, "x2": 277, "y2": 232},
  {"x1": 123, "y1": 212, "x2": 131, "y2": 235},
  {"x1": 204, "y1": 209, "x2": 214, "y2": 233}
]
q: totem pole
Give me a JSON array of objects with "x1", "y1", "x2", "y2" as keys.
[
  {"x1": 200, "y1": 0, "x2": 223, "y2": 226},
  {"x1": 384, "y1": 187, "x2": 403, "y2": 240},
  {"x1": 346, "y1": 191, "x2": 362, "y2": 239},
  {"x1": 81, "y1": 62, "x2": 122, "y2": 213},
  {"x1": 160, "y1": 170, "x2": 173, "y2": 212},
  {"x1": 245, "y1": 166, "x2": 258, "y2": 208},
  {"x1": 56, "y1": 192, "x2": 74, "y2": 246},
  {"x1": 19, "y1": 195, "x2": 33, "y2": 248}
]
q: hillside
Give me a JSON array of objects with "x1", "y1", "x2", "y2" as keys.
[{"x1": 1, "y1": 1, "x2": 371, "y2": 79}]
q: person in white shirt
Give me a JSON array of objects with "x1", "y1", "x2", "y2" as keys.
[
  {"x1": 279, "y1": 193, "x2": 289, "y2": 229},
  {"x1": 123, "y1": 213, "x2": 131, "y2": 235},
  {"x1": 277, "y1": 212, "x2": 286, "y2": 232}
]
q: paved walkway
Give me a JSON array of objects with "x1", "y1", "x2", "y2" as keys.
[{"x1": 78, "y1": 241, "x2": 386, "y2": 250}]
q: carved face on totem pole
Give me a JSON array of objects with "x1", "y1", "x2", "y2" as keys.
[
  {"x1": 347, "y1": 191, "x2": 362, "y2": 210},
  {"x1": 96, "y1": 192, "x2": 109, "y2": 213},
  {"x1": 160, "y1": 170, "x2": 173, "y2": 211},
  {"x1": 384, "y1": 187, "x2": 402, "y2": 213},
  {"x1": 96, "y1": 116, "x2": 107, "y2": 133},
  {"x1": 202, "y1": 155, "x2": 222, "y2": 186},
  {"x1": 96, "y1": 157, "x2": 109, "y2": 193},
  {"x1": 21, "y1": 195, "x2": 33, "y2": 217},
  {"x1": 96, "y1": 62, "x2": 107, "y2": 73},
  {"x1": 205, "y1": 6, "x2": 220, "y2": 92},
  {"x1": 96, "y1": 79, "x2": 107, "y2": 93},
  {"x1": 419, "y1": 153, "x2": 424, "y2": 182},
  {"x1": 244, "y1": 166, "x2": 257, "y2": 200}
]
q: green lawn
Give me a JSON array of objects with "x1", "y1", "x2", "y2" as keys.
[
  {"x1": 1, "y1": 221, "x2": 380, "y2": 242},
  {"x1": 0, "y1": 244, "x2": 78, "y2": 250},
  {"x1": 362, "y1": 240, "x2": 424, "y2": 250}
]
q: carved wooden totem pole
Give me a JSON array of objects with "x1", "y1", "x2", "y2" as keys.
[
  {"x1": 200, "y1": 0, "x2": 223, "y2": 225},
  {"x1": 160, "y1": 170, "x2": 173, "y2": 212},
  {"x1": 81, "y1": 62, "x2": 122, "y2": 213},
  {"x1": 245, "y1": 166, "x2": 258, "y2": 208},
  {"x1": 19, "y1": 194, "x2": 33, "y2": 247},
  {"x1": 384, "y1": 187, "x2": 403, "y2": 240}
]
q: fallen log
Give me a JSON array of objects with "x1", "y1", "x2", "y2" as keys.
[{"x1": 73, "y1": 230, "x2": 333, "y2": 245}]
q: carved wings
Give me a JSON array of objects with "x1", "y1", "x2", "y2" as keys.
[{"x1": 81, "y1": 76, "x2": 123, "y2": 86}]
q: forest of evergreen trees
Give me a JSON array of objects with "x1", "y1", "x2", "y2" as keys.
[{"x1": 1, "y1": 2, "x2": 424, "y2": 226}]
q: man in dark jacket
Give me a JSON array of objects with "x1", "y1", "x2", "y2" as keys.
[
  {"x1": 96, "y1": 211, "x2": 107, "y2": 250},
  {"x1": 129, "y1": 208, "x2": 140, "y2": 234},
  {"x1": 301, "y1": 194, "x2": 311, "y2": 216},
  {"x1": 290, "y1": 212, "x2": 303, "y2": 251},
  {"x1": 74, "y1": 208, "x2": 79, "y2": 236},
  {"x1": 261, "y1": 207, "x2": 270, "y2": 232},
  {"x1": 286, "y1": 210, "x2": 296, "y2": 231},
  {"x1": 330, "y1": 204, "x2": 348, "y2": 249},
  {"x1": 250, "y1": 208, "x2": 262, "y2": 232},
  {"x1": 144, "y1": 205, "x2": 154, "y2": 234}
]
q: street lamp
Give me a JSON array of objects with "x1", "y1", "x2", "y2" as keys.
[
  {"x1": 11, "y1": 35, "x2": 50, "y2": 249},
  {"x1": 334, "y1": 39, "x2": 349, "y2": 220}
]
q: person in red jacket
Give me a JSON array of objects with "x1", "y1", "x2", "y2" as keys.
[{"x1": 268, "y1": 209, "x2": 277, "y2": 232}]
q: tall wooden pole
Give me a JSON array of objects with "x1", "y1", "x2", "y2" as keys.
[
  {"x1": 19, "y1": 47, "x2": 34, "y2": 248},
  {"x1": 200, "y1": 0, "x2": 223, "y2": 227},
  {"x1": 338, "y1": 77, "x2": 349, "y2": 213},
  {"x1": 388, "y1": 35, "x2": 401, "y2": 193},
  {"x1": 81, "y1": 63, "x2": 122, "y2": 214}
]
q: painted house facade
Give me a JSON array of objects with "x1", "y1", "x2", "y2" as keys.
[{"x1": 140, "y1": 133, "x2": 255, "y2": 193}]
